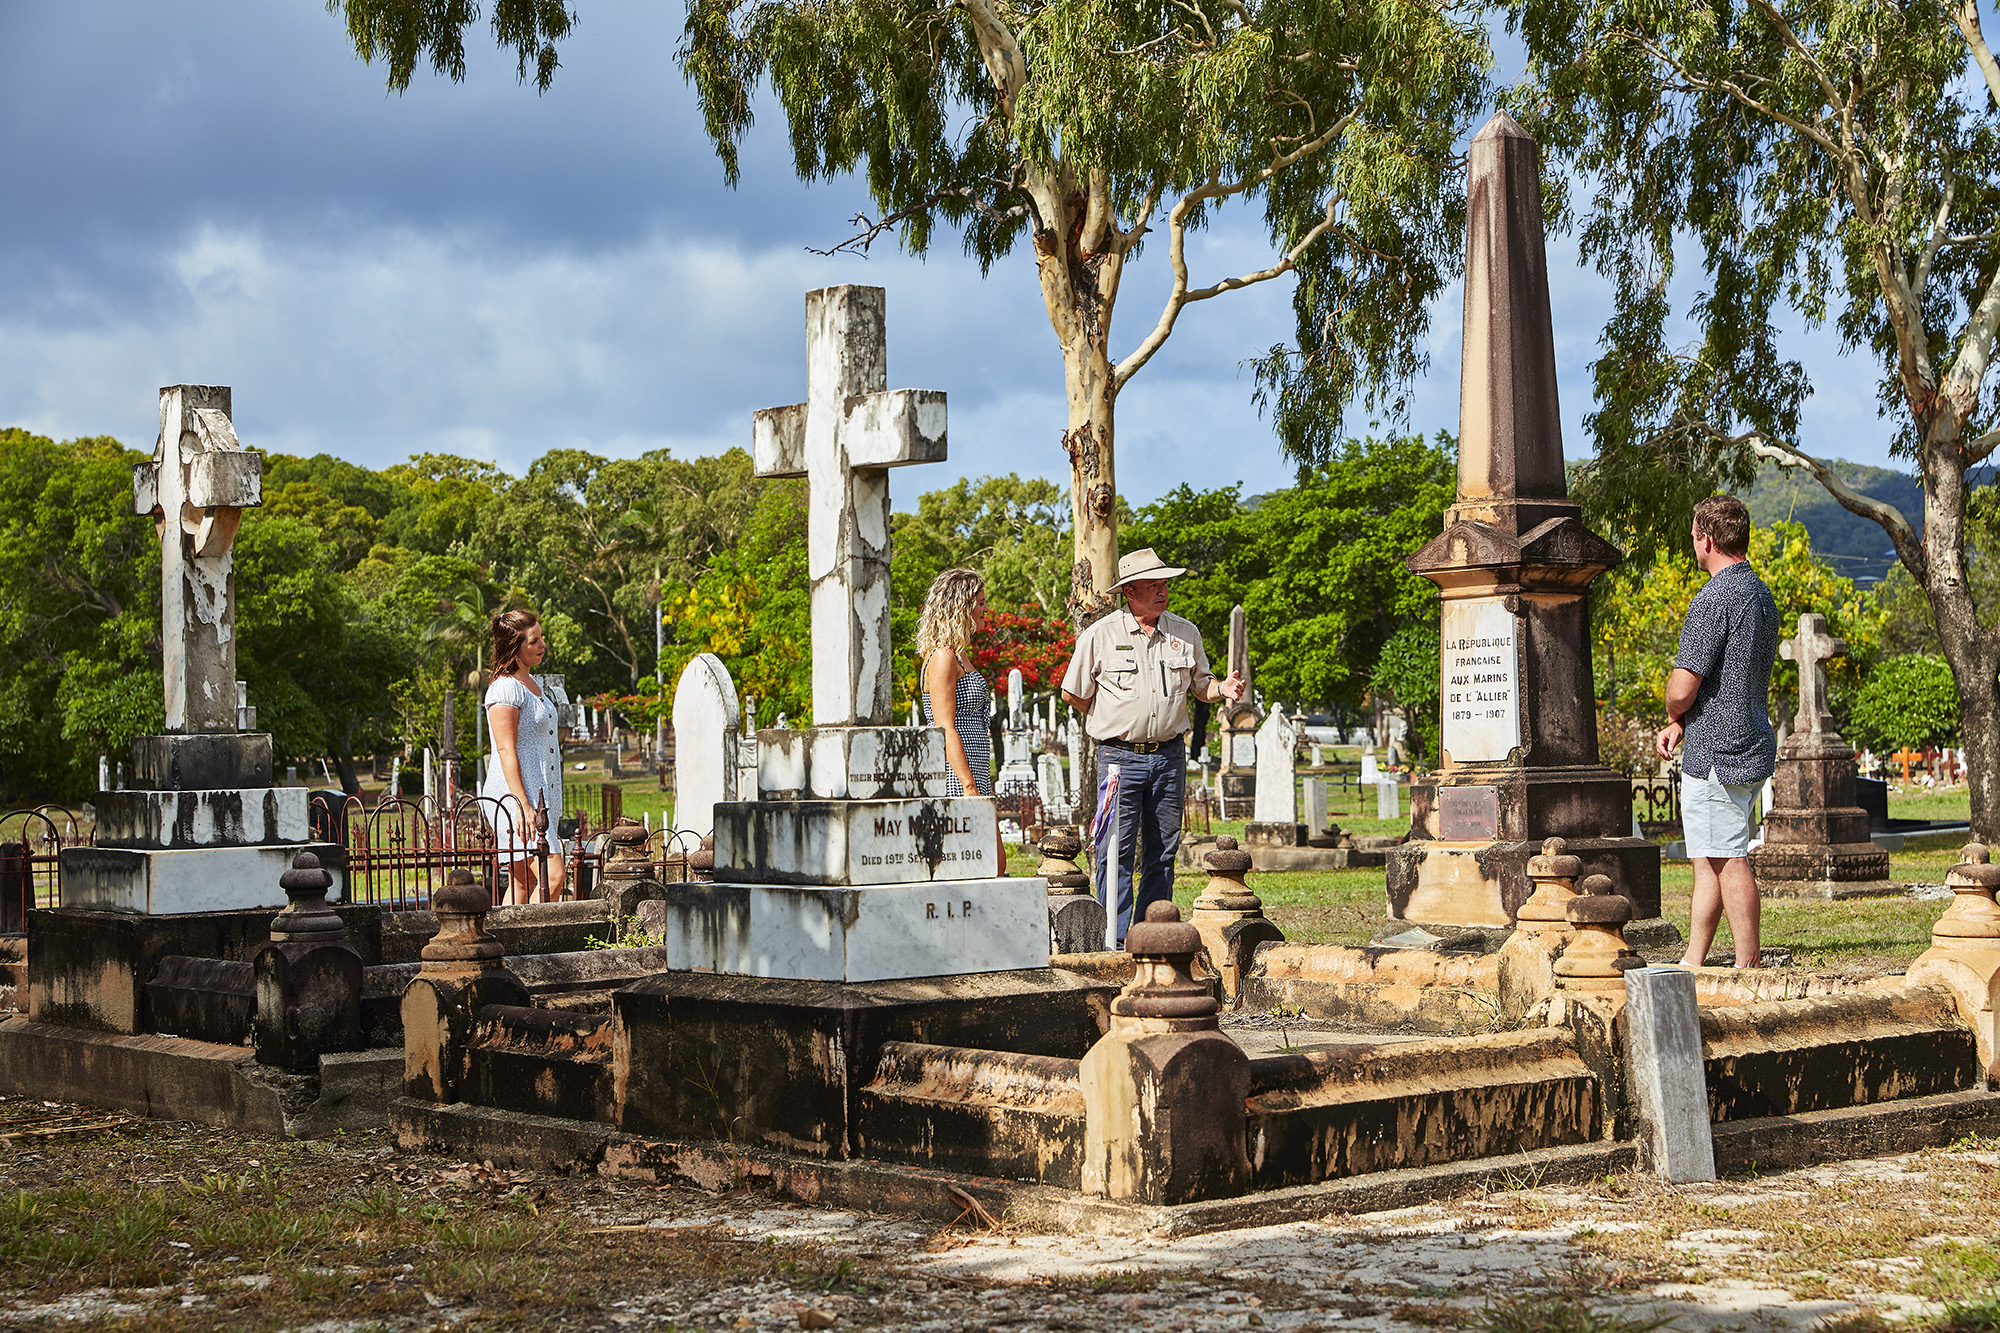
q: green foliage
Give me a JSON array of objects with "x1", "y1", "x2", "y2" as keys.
[
  {"x1": 1371, "y1": 624, "x2": 1441, "y2": 767},
  {"x1": 0, "y1": 422, "x2": 1448, "y2": 800},
  {"x1": 658, "y1": 480, "x2": 812, "y2": 722},
  {"x1": 1850, "y1": 655, "x2": 1960, "y2": 754},
  {"x1": 1594, "y1": 520, "x2": 1885, "y2": 732},
  {"x1": 1125, "y1": 434, "x2": 1456, "y2": 715},
  {"x1": 0, "y1": 430, "x2": 160, "y2": 802}
]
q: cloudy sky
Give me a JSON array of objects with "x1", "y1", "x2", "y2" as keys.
[{"x1": 1, "y1": 2, "x2": 1894, "y2": 506}]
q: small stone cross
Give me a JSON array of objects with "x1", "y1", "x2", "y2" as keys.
[
  {"x1": 132, "y1": 386, "x2": 264, "y2": 734},
  {"x1": 1778, "y1": 613, "x2": 1845, "y2": 737},
  {"x1": 754, "y1": 286, "x2": 947, "y2": 727}
]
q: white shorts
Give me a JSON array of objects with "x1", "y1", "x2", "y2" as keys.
[{"x1": 1682, "y1": 768, "x2": 1760, "y2": 859}]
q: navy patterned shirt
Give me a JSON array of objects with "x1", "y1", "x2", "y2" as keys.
[{"x1": 1675, "y1": 560, "x2": 1781, "y2": 784}]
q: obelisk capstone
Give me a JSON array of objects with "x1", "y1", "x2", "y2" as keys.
[{"x1": 1389, "y1": 114, "x2": 1661, "y2": 930}]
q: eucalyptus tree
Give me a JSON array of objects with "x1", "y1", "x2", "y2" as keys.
[
  {"x1": 1504, "y1": 0, "x2": 2000, "y2": 833},
  {"x1": 327, "y1": 0, "x2": 1489, "y2": 616}
]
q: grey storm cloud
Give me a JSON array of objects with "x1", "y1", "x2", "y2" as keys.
[{"x1": 0, "y1": 1, "x2": 1887, "y2": 498}]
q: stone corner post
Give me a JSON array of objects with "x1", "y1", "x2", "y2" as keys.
[
  {"x1": 1081, "y1": 902, "x2": 1251, "y2": 1203},
  {"x1": 402, "y1": 868, "x2": 528, "y2": 1102},
  {"x1": 1906, "y1": 842, "x2": 2000, "y2": 1079},
  {"x1": 1188, "y1": 836, "x2": 1284, "y2": 1004},
  {"x1": 254, "y1": 850, "x2": 364, "y2": 1070}
]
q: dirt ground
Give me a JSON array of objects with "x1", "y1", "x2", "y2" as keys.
[{"x1": 4, "y1": 1095, "x2": 1998, "y2": 1332}]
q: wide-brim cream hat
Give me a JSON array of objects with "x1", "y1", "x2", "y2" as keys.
[{"x1": 1109, "y1": 547, "x2": 1189, "y2": 591}]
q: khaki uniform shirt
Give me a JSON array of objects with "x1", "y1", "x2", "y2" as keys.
[{"x1": 1061, "y1": 609, "x2": 1216, "y2": 744}]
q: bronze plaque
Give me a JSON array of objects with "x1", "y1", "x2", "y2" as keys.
[{"x1": 1438, "y1": 785, "x2": 1499, "y2": 841}]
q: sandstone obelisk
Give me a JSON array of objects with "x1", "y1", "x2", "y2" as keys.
[{"x1": 1386, "y1": 113, "x2": 1661, "y2": 930}]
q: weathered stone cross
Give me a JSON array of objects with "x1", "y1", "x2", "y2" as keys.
[
  {"x1": 754, "y1": 286, "x2": 947, "y2": 727},
  {"x1": 133, "y1": 386, "x2": 264, "y2": 734},
  {"x1": 1778, "y1": 612, "x2": 1846, "y2": 736}
]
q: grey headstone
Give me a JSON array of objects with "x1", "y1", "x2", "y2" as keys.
[
  {"x1": 1051, "y1": 893, "x2": 1106, "y2": 955},
  {"x1": 1623, "y1": 966, "x2": 1716, "y2": 1183}
]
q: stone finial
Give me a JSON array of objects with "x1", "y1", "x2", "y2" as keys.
[
  {"x1": 270, "y1": 850, "x2": 346, "y2": 943},
  {"x1": 1515, "y1": 836, "x2": 1582, "y2": 934},
  {"x1": 1038, "y1": 826, "x2": 1089, "y2": 895},
  {"x1": 689, "y1": 833, "x2": 716, "y2": 882},
  {"x1": 602, "y1": 817, "x2": 653, "y2": 880},
  {"x1": 1933, "y1": 843, "x2": 2000, "y2": 943},
  {"x1": 422, "y1": 867, "x2": 504, "y2": 972},
  {"x1": 1113, "y1": 902, "x2": 1218, "y2": 1030},
  {"x1": 1193, "y1": 836, "x2": 1260, "y2": 914},
  {"x1": 1553, "y1": 874, "x2": 1640, "y2": 991}
]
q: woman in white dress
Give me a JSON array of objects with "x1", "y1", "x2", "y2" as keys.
[{"x1": 480, "y1": 609, "x2": 567, "y2": 905}]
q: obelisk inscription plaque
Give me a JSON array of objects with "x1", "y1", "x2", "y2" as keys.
[{"x1": 1440, "y1": 599, "x2": 1520, "y2": 763}]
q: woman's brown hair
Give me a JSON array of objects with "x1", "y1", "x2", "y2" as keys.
[{"x1": 491, "y1": 609, "x2": 542, "y2": 679}]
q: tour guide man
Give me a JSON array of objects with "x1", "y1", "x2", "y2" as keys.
[{"x1": 1060, "y1": 548, "x2": 1246, "y2": 946}]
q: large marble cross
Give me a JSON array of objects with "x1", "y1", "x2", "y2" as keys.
[
  {"x1": 133, "y1": 385, "x2": 264, "y2": 734},
  {"x1": 754, "y1": 286, "x2": 946, "y2": 726},
  {"x1": 1779, "y1": 612, "x2": 1846, "y2": 736}
]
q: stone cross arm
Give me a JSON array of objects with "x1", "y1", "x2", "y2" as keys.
[
  {"x1": 752, "y1": 390, "x2": 947, "y2": 478},
  {"x1": 1778, "y1": 612, "x2": 1847, "y2": 736},
  {"x1": 134, "y1": 404, "x2": 264, "y2": 557}
]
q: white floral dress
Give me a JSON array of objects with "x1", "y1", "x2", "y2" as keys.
[{"x1": 480, "y1": 674, "x2": 562, "y2": 857}]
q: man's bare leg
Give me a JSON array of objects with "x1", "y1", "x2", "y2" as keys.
[
  {"x1": 1718, "y1": 855, "x2": 1761, "y2": 966},
  {"x1": 1681, "y1": 855, "x2": 1761, "y2": 966},
  {"x1": 1680, "y1": 856, "x2": 1723, "y2": 966}
]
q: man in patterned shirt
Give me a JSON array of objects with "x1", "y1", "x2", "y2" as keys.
[{"x1": 1655, "y1": 495, "x2": 1781, "y2": 967}]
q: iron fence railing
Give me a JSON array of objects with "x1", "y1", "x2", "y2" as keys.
[
  {"x1": 0, "y1": 807, "x2": 84, "y2": 929},
  {"x1": 1631, "y1": 775, "x2": 1682, "y2": 837}
]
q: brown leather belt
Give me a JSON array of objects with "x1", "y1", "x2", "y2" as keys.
[{"x1": 1098, "y1": 737, "x2": 1179, "y2": 755}]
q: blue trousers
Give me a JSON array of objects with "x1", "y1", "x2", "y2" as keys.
[{"x1": 1093, "y1": 738, "x2": 1185, "y2": 946}]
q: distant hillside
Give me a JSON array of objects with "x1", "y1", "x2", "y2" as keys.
[{"x1": 1738, "y1": 460, "x2": 1923, "y2": 587}]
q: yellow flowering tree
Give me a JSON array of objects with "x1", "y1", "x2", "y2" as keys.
[{"x1": 1595, "y1": 521, "x2": 1884, "y2": 735}]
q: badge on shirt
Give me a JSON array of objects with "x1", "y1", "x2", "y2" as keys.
[{"x1": 1115, "y1": 644, "x2": 1135, "y2": 652}]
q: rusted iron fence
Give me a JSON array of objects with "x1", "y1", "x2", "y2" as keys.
[
  {"x1": 0, "y1": 807, "x2": 84, "y2": 930},
  {"x1": 1631, "y1": 775, "x2": 1682, "y2": 838},
  {"x1": 995, "y1": 780, "x2": 1042, "y2": 838},
  {"x1": 562, "y1": 781, "x2": 624, "y2": 828},
  {"x1": 1182, "y1": 787, "x2": 1214, "y2": 836},
  {"x1": 310, "y1": 795, "x2": 640, "y2": 910}
]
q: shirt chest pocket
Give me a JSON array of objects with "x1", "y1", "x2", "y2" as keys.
[{"x1": 1101, "y1": 655, "x2": 1142, "y2": 692}]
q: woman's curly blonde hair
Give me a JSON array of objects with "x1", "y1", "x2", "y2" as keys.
[{"x1": 916, "y1": 568, "x2": 985, "y2": 659}]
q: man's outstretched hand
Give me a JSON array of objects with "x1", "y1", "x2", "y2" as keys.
[{"x1": 1216, "y1": 672, "x2": 1247, "y2": 702}]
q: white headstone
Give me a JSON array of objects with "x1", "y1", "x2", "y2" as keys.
[
  {"x1": 1037, "y1": 752, "x2": 1069, "y2": 821},
  {"x1": 422, "y1": 748, "x2": 436, "y2": 817},
  {"x1": 752, "y1": 285, "x2": 947, "y2": 726},
  {"x1": 1302, "y1": 778, "x2": 1328, "y2": 837},
  {"x1": 1008, "y1": 668, "x2": 1024, "y2": 723},
  {"x1": 1360, "y1": 745, "x2": 1378, "y2": 785},
  {"x1": 1252, "y1": 708, "x2": 1299, "y2": 824},
  {"x1": 671, "y1": 653, "x2": 740, "y2": 840},
  {"x1": 98, "y1": 755, "x2": 110, "y2": 795},
  {"x1": 1067, "y1": 721, "x2": 1084, "y2": 811},
  {"x1": 1376, "y1": 775, "x2": 1399, "y2": 820},
  {"x1": 1309, "y1": 742, "x2": 1322, "y2": 767}
]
